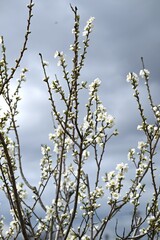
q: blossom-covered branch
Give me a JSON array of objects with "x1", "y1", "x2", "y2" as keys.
[{"x1": 0, "y1": 2, "x2": 160, "y2": 240}]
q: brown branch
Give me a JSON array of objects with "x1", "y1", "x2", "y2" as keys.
[
  {"x1": 0, "y1": 132, "x2": 29, "y2": 239},
  {"x1": 0, "y1": 0, "x2": 34, "y2": 95}
]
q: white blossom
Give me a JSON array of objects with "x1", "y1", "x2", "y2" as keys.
[
  {"x1": 82, "y1": 235, "x2": 91, "y2": 240},
  {"x1": 5, "y1": 220, "x2": 19, "y2": 237},
  {"x1": 90, "y1": 187, "x2": 104, "y2": 200},
  {"x1": 129, "y1": 191, "x2": 139, "y2": 205},
  {"x1": 56, "y1": 51, "x2": 65, "y2": 67},
  {"x1": 137, "y1": 141, "x2": 148, "y2": 150},
  {"x1": 45, "y1": 205, "x2": 54, "y2": 220},
  {"x1": 41, "y1": 145, "x2": 50, "y2": 155},
  {"x1": 42, "y1": 60, "x2": 49, "y2": 66},
  {"x1": 16, "y1": 183, "x2": 27, "y2": 199},
  {"x1": 54, "y1": 50, "x2": 59, "y2": 58},
  {"x1": 128, "y1": 148, "x2": 135, "y2": 160},
  {"x1": 49, "y1": 133, "x2": 54, "y2": 140},
  {"x1": 147, "y1": 215, "x2": 155, "y2": 225},
  {"x1": 137, "y1": 125, "x2": 143, "y2": 131},
  {"x1": 111, "y1": 191, "x2": 120, "y2": 200},
  {"x1": 89, "y1": 78, "x2": 101, "y2": 93},
  {"x1": 139, "y1": 228, "x2": 147, "y2": 235},
  {"x1": 82, "y1": 150, "x2": 90, "y2": 160},
  {"x1": 82, "y1": 120, "x2": 90, "y2": 132},
  {"x1": 126, "y1": 72, "x2": 139, "y2": 86},
  {"x1": 0, "y1": 59, "x2": 5, "y2": 67},
  {"x1": 139, "y1": 69, "x2": 150, "y2": 78},
  {"x1": 107, "y1": 171, "x2": 115, "y2": 181},
  {"x1": 83, "y1": 17, "x2": 95, "y2": 36},
  {"x1": 106, "y1": 114, "x2": 115, "y2": 128},
  {"x1": 116, "y1": 162, "x2": 128, "y2": 173},
  {"x1": 136, "y1": 166, "x2": 145, "y2": 177},
  {"x1": 95, "y1": 104, "x2": 105, "y2": 119},
  {"x1": 106, "y1": 178, "x2": 117, "y2": 189},
  {"x1": 153, "y1": 106, "x2": 158, "y2": 112},
  {"x1": 65, "y1": 137, "x2": 73, "y2": 152},
  {"x1": 147, "y1": 124, "x2": 154, "y2": 133},
  {"x1": 55, "y1": 125, "x2": 64, "y2": 137}
]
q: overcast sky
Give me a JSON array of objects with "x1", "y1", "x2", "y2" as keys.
[{"x1": 1, "y1": 0, "x2": 160, "y2": 238}]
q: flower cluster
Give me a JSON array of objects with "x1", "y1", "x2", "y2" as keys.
[
  {"x1": 81, "y1": 235, "x2": 91, "y2": 240},
  {"x1": 36, "y1": 219, "x2": 48, "y2": 237},
  {"x1": 147, "y1": 213, "x2": 160, "y2": 231},
  {"x1": 5, "y1": 209, "x2": 19, "y2": 238},
  {"x1": 129, "y1": 182, "x2": 145, "y2": 206},
  {"x1": 128, "y1": 140, "x2": 150, "y2": 178},
  {"x1": 127, "y1": 69, "x2": 150, "y2": 84},
  {"x1": 126, "y1": 69, "x2": 151, "y2": 95},
  {"x1": 139, "y1": 69, "x2": 150, "y2": 79},
  {"x1": 78, "y1": 183, "x2": 87, "y2": 202},
  {"x1": 49, "y1": 126, "x2": 73, "y2": 154},
  {"x1": 83, "y1": 17, "x2": 95, "y2": 36},
  {"x1": 16, "y1": 183, "x2": 27, "y2": 199},
  {"x1": 81, "y1": 78, "x2": 115, "y2": 149},
  {"x1": 128, "y1": 148, "x2": 136, "y2": 161},
  {"x1": 95, "y1": 103, "x2": 114, "y2": 128},
  {"x1": 126, "y1": 72, "x2": 139, "y2": 88},
  {"x1": 137, "y1": 141, "x2": 148, "y2": 151},
  {"x1": 40, "y1": 145, "x2": 52, "y2": 181},
  {"x1": 104, "y1": 162, "x2": 128, "y2": 203},
  {"x1": 153, "y1": 105, "x2": 160, "y2": 123},
  {"x1": 82, "y1": 149, "x2": 90, "y2": 160},
  {"x1": 80, "y1": 186, "x2": 103, "y2": 216},
  {"x1": 61, "y1": 165, "x2": 77, "y2": 195},
  {"x1": 88, "y1": 78, "x2": 101, "y2": 96},
  {"x1": 5, "y1": 220, "x2": 19, "y2": 238},
  {"x1": 54, "y1": 51, "x2": 66, "y2": 67}
]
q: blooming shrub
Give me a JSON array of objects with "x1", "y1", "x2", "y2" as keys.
[{"x1": 0, "y1": 1, "x2": 160, "y2": 239}]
